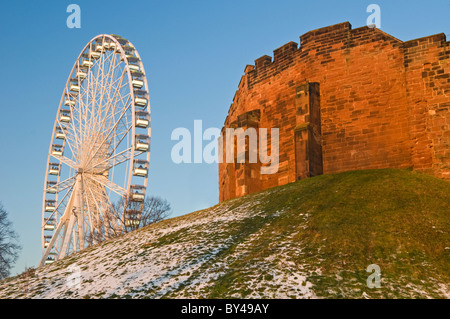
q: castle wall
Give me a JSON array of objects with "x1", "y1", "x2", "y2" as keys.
[
  {"x1": 404, "y1": 34, "x2": 450, "y2": 179},
  {"x1": 219, "y1": 22, "x2": 450, "y2": 202}
]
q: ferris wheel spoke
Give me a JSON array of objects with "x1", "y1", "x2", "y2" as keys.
[
  {"x1": 83, "y1": 94, "x2": 131, "y2": 170},
  {"x1": 100, "y1": 185, "x2": 123, "y2": 235},
  {"x1": 65, "y1": 133, "x2": 81, "y2": 161},
  {"x1": 86, "y1": 174, "x2": 127, "y2": 197},
  {"x1": 105, "y1": 72, "x2": 128, "y2": 127},
  {"x1": 107, "y1": 93, "x2": 132, "y2": 140},
  {"x1": 89, "y1": 146, "x2": 134, "y2": 173},
  {"x1": 107, "y1": 121, "x2": 133, "y2": 157},
  {"x1": 86, "y1": 179, "x2": 121, "y2": 237},
  {"x1": 107, "y1": 96, "x2": 132, "y2": 138},
  {"x1": 56, "y1": 155, "x2": 79, "y2": 170},
  {"x1": 45, "y1": 176, "x2": 76, "y2": 194},
  {"x1": 100, "y1": 55, "x2": 124, "y2": 117},
  {"x1": 83, "y1": 61, "x2": 129, "y2": 159},
  {"x1": 55, "y1": 117, "x2": 78, "y2": 159},
  {"x1": 86, "y1": 180, "x2": 121, "y2": 238},
  {"x1": 100, "y1": 85, "x2": 132, "y2": 139},
  {"x1": 66, "y1": 107, "x2": 83, "y2": 154},
  {"x1": 90, "y1": 48, "x2": 124, "y2": 134},
  {"x1": 84, "y1": 182, "x2": 105, "y2": 244},
  {"x1": 90, "y1": 72, "x2": 125, "y2": 143}
]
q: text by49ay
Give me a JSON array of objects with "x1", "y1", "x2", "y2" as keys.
[{"x1": 181, "y1": 303, "x2": 269, "y2": 316}]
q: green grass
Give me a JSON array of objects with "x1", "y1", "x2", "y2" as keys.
[{"x1": 189, "y1": 169, "x2": 450, "y2": 298}]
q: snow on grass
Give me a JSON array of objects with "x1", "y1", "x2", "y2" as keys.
[{"x1": 0, "y1": 198, "x2": 266, "y2": 299}]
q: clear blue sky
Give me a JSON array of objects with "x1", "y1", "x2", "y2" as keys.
[{"x1": 0, "y1": 0, "x2": 448, "y2": 275}]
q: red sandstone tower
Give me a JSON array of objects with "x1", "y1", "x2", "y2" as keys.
[{"x1": 219, "y1": 22, "x2": 450, "y2": 202}]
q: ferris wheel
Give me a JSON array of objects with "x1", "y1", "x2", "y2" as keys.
[{"x1": 39, "y1": 34, "x2": 151, "y2": 266}]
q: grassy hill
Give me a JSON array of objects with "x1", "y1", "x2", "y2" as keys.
[{"x1": 1, "y1": 169, "x2": 449, "y2": 299}]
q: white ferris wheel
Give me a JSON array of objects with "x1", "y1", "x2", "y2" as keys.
[{"x1": 40, "y1": 34, "x2": 150, "y2": 266}]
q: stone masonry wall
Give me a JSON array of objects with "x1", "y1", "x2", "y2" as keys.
[{"x1": 219, "y1": 22, "x2": 450, "y2": 202}]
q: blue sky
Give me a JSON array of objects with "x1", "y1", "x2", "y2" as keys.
[{"x1": 0, "y1": 0, "x2": 448, "y2": 275}]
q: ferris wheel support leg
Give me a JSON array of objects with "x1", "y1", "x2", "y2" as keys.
[
  {"x1": 39, "y1": 218, "x2": 68, "y2": 267},
  {"x1": 77, "y1": 214, "x2": 84, "y2": 251},
  {"x1": 58, "y1": 213, "x2": 76, "y2": 259},
  {"x1": 58, "y1": 175, "x2": 83, "y2": 259},
  {"x1": 76, "y1": 176, "x2": 85, "y2": 251}
]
